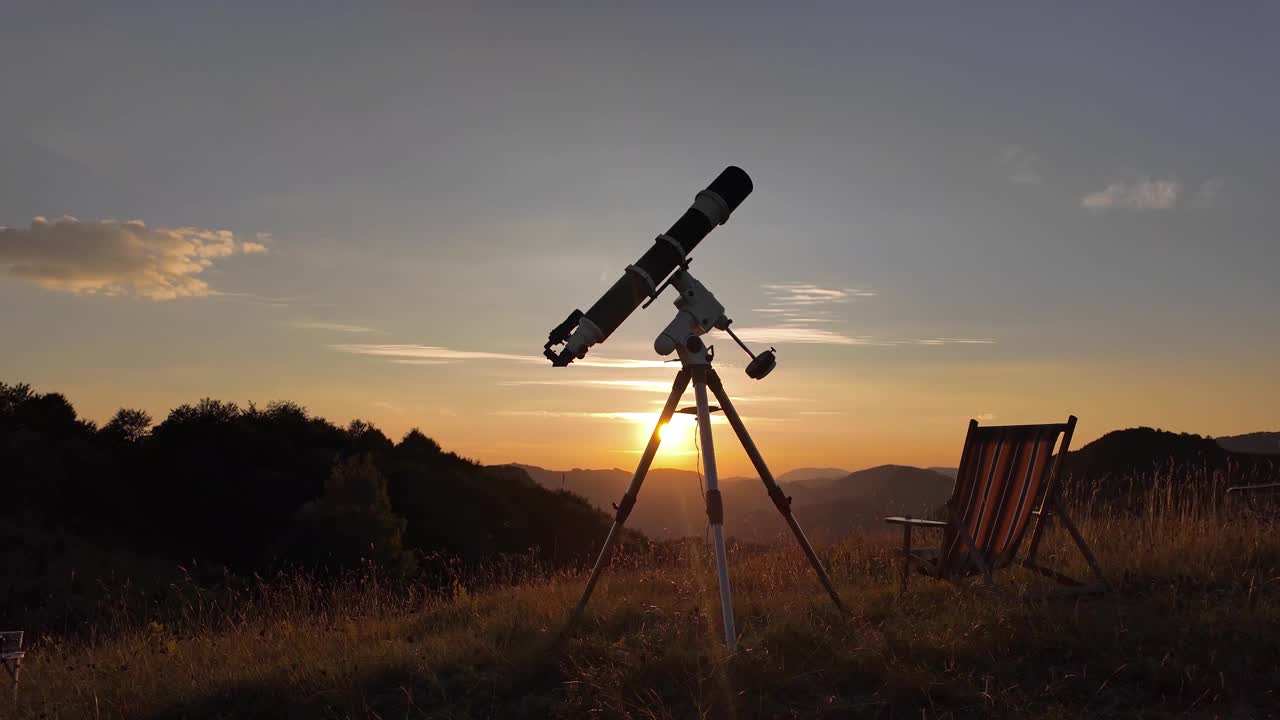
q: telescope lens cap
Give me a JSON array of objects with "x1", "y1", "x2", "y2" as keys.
[{"x1": 746, "y1": 349, "x2": 776, "y2": 380}]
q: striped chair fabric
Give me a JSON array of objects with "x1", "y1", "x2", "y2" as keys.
[{"x1": 938, "y1": 419, "x2": 1073, "y2": 577}]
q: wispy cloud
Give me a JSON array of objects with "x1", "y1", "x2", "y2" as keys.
[
  {"x1": 496, "y1": 410, "x2": 665, "y2": 423},
  {"x1": 997, "y1": 145, "x2": 1042, "y2": 185},
  {"x1": 494, "y1": 409, "x2": 795, "y2": 426},
  {"x1": 911, "y1": 338, "x2": 997, "y2": 346},
  {"x1": 739, "y1": 281, "x2": 996, "y2": 347},
  {"x1": 512, "y1": 378, "x2": 806, "y2": 404},
  {"x1": 750, "y1": 283, "x2": 877, "y2": 336},
  {"x1": 732, "y1": 327, "x2": 873, "y2": 346},
  {"x1": 0, "y1": 215, "x2": 265, "y2": 299},
  {"x1": 211, "y1": 291, "x2": 308, "y2": 307},
  {"x1": 1081, "y1": 178, "x2": 1179, "y2": 211},
  {"x1": 761, "y1": 283, "x2": 877, "y2": 308},
  {"x1": 1193, "y1": 177, "x2": 1226, "y2": 208},
  {"x1": 293, "y1": 321, "x2": 380, "y2": 333},
  {"x1": 730, "y1": 327, "x2": 996, "y2": 347},
  {"x1": 500, "y1": 379, "x2": 674, "y2": 393},
  {"x1": 333, "y1": 343, "x2": 671, "y2": 369}
]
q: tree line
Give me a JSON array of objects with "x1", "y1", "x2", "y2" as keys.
[{"x1": 0, "y1": 381, "x2": 620, "y2": 575}]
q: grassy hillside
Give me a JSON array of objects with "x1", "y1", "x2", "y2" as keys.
[{"x1": 10, "y1": 477, "x2": 1279, "y2": 719}]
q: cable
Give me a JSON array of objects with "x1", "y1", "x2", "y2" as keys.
[{"x1": 693, "y1": 420, "x2": 710, "y2": 546}]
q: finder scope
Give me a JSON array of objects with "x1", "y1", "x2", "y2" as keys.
[{"x1": 544, "y1": 166, "x2": 753, "y2": 366}]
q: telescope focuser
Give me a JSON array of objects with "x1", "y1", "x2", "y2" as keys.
[{"x1": 544, "y1": 309, "x2": 583, "y2": 366}]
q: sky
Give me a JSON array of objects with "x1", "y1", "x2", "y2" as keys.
[{"x1": 2, "y1": 2, "x2": 1277, "y2": 476}]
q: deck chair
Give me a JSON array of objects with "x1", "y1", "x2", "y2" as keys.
[{"x1": 885, "y1": 416, "x2": 1110, "y2": 598}]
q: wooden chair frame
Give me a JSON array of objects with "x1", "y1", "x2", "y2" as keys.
[
  {"x1": 1226, "y1": 482, "x2": 1280, "y2": 522},
  {"x1": 886, "y1": 416, "x2": 1111, "y2": 599},
  {"x1": 1, "y1": 630, "x2": 23, "y2": 699}
]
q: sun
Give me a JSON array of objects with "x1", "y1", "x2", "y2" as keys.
[{"x1": 645, "y1": 413, "x2": 699, "y2": 457}]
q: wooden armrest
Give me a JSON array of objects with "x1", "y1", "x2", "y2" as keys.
[
  {"x1": 1227, "y1": 483, "x2": 1280, "y2": 495},
  {"x1": 884, "y1": 516, "x2": 947, "y2": 528}
]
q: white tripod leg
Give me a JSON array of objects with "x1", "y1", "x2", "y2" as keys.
[{"x1": 693, "y1": 371, "x2": 737, "y2": 652}]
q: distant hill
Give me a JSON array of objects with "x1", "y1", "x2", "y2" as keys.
[
  {"x1": 506, "y1": 461, "x2": 956, "y2": 543},
  {"x1": 776, "y1": 467, "x2": 849, "y2": 484},
  {"x1": 506, "y1": 426, "x2": 1280, "y2": 543},
  {"x1": 761, "y1": 465, "x2": 955, "y2": 543},
  {"x1": 497, "y1": 464, "x2": 763, "y2": 540},
  {"x1": 1062, "y1": 427, "x2": 1280, "y2": 501},
  {"x1": 787, "y1": 465, "x2": 954, "y2": 507},
  {"x1": 1215, "y1": 432, "x2": 1280, "y2": 455},
  {"x1": 1063, "y1": 427, "x2": 1227, "y2": 480}
]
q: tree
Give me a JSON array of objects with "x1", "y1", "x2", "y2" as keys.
[
  {"x1": 101, "y1": 408, "x2": 152, "y2": 443},
  {"x1": 282, "y1": 455, "x2": 412, "y2": 572}
]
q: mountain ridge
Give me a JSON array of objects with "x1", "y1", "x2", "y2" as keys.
[{"x1": 502, "y1": 424, "x2": 1280, "y2": 541}]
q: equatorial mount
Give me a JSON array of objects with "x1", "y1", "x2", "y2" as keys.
[{"x1": 652, "y1": 268, "x2": 777, "y2": 380}]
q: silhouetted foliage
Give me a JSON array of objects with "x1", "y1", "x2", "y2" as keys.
[
  {"x1": 281, "y1": 454, "x2": 413, "y2": 573},
  {"x1": 101, "y1": 408, "x2": 152, "y2": 444},
  {"x1": 0, "y1": 381, "x2": 617, "y2": 580}
]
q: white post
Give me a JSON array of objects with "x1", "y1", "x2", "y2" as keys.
[{"x1": 693, "y1": 373, "x2": 737, "y2": 652}]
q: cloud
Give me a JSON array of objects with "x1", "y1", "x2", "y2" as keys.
[
  {"x1": 212, "y1": 292, "x2": 306, "y2": 307},
  {"x1": 494, "y1": 409, "x2": 796, "y2": 426},
  {"x1": 1193, "y1": 177, "x2": 1226, "y2": 208},
  {"x1": 911, "y1": 338, "x2": 997, "y2": 346},
  {"x1": 292, "y1": 321, "x2": 380, "y2": 333},
  {"x1": 997, "y1": 145, "x2": 1042, "y2": 185},
  {"x1": 0, "y1": 215, "x2": 265, "y2": 299},
  {"x1": 730, "y1": 327, "x2": 996, "y2": 347},
  {"x1": 496, "y1": 410, "x2": 668, "y2": 423},
  {"x1": 761, "y1": 283, "x2": 876, "y2": 308},
  {"x1": 332, "y1": 343, "x2": 671, "y2": 369},
  {"x1": 500, "y1": 379, "x2": 675, "y2": 393},
  {"x1": 508, "y1": 378, "x2": 806, "y2": 404},
  {"x1": 1081, "y1": 178, "x2": 1179, "y2": 211},
  {"x1": 751, "y1": 283, "x2": 877, "y2": 334},
  {"x1": 732, "y1": 327, "x2": 873, "y2": 346}
]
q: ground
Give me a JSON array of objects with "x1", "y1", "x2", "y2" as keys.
[{"x1": 8, "y1": 505, "x2": 1280, "y2": 719}]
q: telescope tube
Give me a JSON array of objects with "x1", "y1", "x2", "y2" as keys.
[{"x1": 547, "y1": 166, "x2": 753, "y2": 366}]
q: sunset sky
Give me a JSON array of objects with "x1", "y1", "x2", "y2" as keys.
[{"x1": 2, "y1": 3, "x2": 1277, "y2": 476}]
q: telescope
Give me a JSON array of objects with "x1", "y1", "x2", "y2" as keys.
[
  {"x1": 543, "y1": 166, "x2": 757, "y2": 369},
  {"x1": 549, "y1": 167, "x2": 848, "y2": 652}
]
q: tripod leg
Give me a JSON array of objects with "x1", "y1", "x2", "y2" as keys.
[
  {"x1": 565, "y1": 369, "x2": 691, "y2": 633},
  {"x1": 692, "y1": 367, "x2": 738, "y2": 652},
  {"x1": 706, "y1": 369, "x2": 848, "y2": 614}
]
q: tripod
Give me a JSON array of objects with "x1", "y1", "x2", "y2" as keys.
[{"x1": 565, "y1": 352, "x2": 847, "y2": 652}]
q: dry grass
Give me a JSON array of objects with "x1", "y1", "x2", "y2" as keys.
[{"x1": 7, "y1": 478, "x2": 1280, "y2": 719}]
